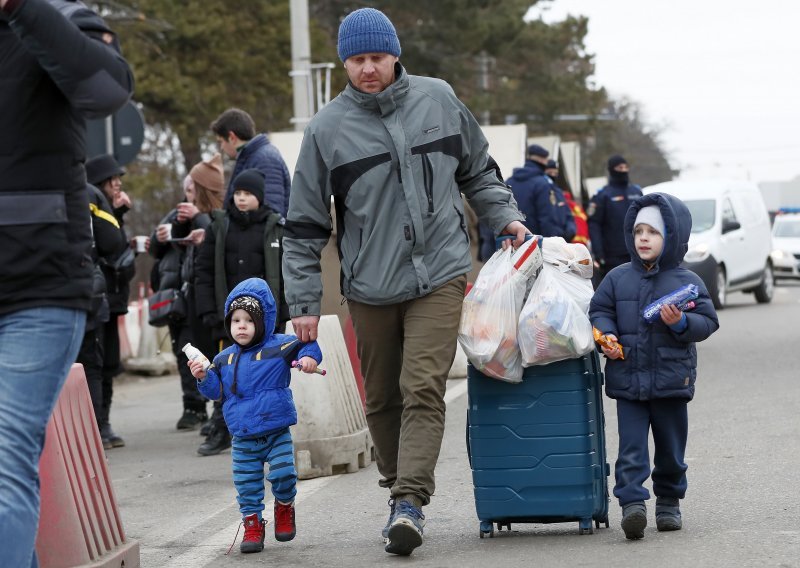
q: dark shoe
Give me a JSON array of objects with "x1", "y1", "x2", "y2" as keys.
[
  {"x1": 621, "y1": 501, "x2": 647, "y2": 540},
  {"x1": 274, "y1": 500, "x2": 296, "y2": 542},
  {"x1": 197, "y1": 427, "x2": 231, "y2": 456},
  {"x1": 100, "y1": 423, "x2": 125, "y2": 448},
  {"x1": 381, "y1": 498, "x2": 396, "y2": 539},
  {"x1": 239, "y1": 514, "x2": 265, "y2": 553},
  {"x1": 199, "y1": 420, "x2": 212, "y2": 437},
  {"x1": 385, "y1": 500, "x2": 425, "y2": 556},
  {"x1": 655, "y1": 497, "x2": 682, "y2": 531},
  {"x1": 176, "y1": 409, "x2": 208, "y2": 431}
]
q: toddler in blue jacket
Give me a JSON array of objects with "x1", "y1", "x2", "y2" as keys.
[
  {"x1": 589, "y1": 193, "x2": 719, "y2": 540},
  {"x1": 188, "y1": 277, "x2": 322, "y2": 554}
]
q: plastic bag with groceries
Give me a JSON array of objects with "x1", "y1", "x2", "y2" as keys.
[
  {"x1": 458, "y1": 237, "x2": 543, "y2": 383},
  {"x1": 518, "y1": 237, "x2": 595, "y2": 366}
]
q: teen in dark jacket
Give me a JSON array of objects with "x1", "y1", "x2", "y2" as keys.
[
  {"x1": 210, "y1": 108, "x2": 291, "y2": 216},
  {"x1": 590, "y1": 192, "x2": 719, "y2": 540},
  {"x1": 194, "y1": 169, "x2": 288, "y2": 456}
]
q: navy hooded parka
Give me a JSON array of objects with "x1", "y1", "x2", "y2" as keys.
[{"x1": 589, "y1": 192, "x2": 719, "y2": 401}]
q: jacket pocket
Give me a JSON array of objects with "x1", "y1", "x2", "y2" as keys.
[
  {"x1": 655, "y1": 346, "x2": 695, "y2": 390},
  {"x1": 343, "y1": 229, "x2": 363, "y2": 294}
]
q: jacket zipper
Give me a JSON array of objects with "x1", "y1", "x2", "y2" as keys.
[
  {"x1": 422, "y1": 154, "x2": 434, "y2": 214},
  {"x1": 453, "y1": 203, "x2": 469, "y2": 243}
]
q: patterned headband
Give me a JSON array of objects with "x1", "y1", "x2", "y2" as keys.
[{"x1": 228, "y1": 295, "x2": 263, "y2": 318}]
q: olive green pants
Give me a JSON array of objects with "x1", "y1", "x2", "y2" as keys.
[{"x1": 348, "y1": 275, "x2": 467, "y2": 507}]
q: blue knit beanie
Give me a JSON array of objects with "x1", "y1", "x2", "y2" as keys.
[{"x1": 337, "y1": 8, "x2": 401, "y2": 62}]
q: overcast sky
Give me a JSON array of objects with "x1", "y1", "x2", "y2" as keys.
[{"x1": 529, "y1": 0, "x2": 800, "y2": 185}]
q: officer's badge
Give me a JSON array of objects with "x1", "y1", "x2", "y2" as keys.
[
  {"x1": 587, "y1": 202, "x2": 597, "y2": 217},
  {"x1": 549, "y1": 190, "x2": 556, "y2": 206}
]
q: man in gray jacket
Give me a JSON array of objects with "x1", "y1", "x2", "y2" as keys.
[{"x1": 282, "y1": 7, "x2": 526, "y2": 556}]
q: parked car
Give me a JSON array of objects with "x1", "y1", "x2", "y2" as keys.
[
  {"x1": 771, "y1": 211, "x2": 800, "y2": 281},
  {"x1": 643, "y1": 180, "x2": 774, "y2": 309}
]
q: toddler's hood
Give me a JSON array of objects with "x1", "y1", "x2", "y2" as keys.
[
  {"x1": 624, "y1": 192, "x2": 691, "y2": 271},
  {"x1": 224, "y1": 278, "x2": 276, "y2": 343}
]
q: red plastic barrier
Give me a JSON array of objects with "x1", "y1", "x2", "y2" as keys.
[
  {"x1": 343, "y1": 316, "x2": 366, "y2": 409},
  {"x1": 35, "y1": 364, "x2": 139, "y2": 568}
]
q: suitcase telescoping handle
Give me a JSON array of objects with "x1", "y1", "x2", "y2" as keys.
[{"x1": 494, "y1": 233, "x2": 534, "y2": 250}]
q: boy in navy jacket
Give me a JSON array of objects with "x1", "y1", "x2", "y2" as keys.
[
  {"x1": 188, "y1": 277, "x2": 322, "y2": 554},
  {"x1": 589, "y1": 193, "x2": 719, "y2": 540}
]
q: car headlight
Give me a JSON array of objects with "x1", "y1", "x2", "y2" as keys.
[
  {"x1": 771, "y1": 250, "x2": 786, "y2": 260},
  {"x1": 684, "y1": 243, "x2": 710, "y2": 263}
]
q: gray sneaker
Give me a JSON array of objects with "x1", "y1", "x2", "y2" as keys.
[
  {"x1": 385, "y1": 500, "x2": 425, "y2": 556},
  {"x1": 655, "y1": 497, "x2": 682, "y2": 531},
  {"x1": 621, "y1": 501, "x2": 647, "y2": 540},
  {"x1": 381, "y1": 498, "x2": 396, "y2": 539}
]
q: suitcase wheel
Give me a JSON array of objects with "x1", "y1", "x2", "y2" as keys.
[
  {"x1": 497, "y1": 522, "x2": 511, "y2": 532},
  {"x1": 579, "y1": 518, "x2": 594, "y2": 535},
  {"x1": 479, "y1": 521, "x2": 494, "y2": 538}
]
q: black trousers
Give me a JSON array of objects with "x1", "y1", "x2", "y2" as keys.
[
  {"x1": 169, "y1": 320, "x2": 208, "y2": 412},
  {"x1": 75, "y1": 327, "x2": 104, "y2": 426},
  {"x1": 97, "y1": 315, "x2": 123, "y2": 426}
]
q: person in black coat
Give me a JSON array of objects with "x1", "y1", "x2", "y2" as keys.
[
  {"x1": 149, "y1": 155, "x2": 225, "y2": 431},
  {"x1": 590, "y1": 192, "x2": 719, "y2": 540},
  {"x1": 0, "y1": 0, "x2": 133, "y2": 564},
  {"x1": 76, "y1": 186, "x2": 129, "y2": 446},
  {"x1": 86, "y1": 153, "x2": 138, "y2": 449},
  {"x1": 587, "y1": 155, "x2": 643, "y2": 283}
]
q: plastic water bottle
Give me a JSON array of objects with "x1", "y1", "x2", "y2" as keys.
[{"x1": 182, "y1": 342, "x2": 210, "y2": 371}]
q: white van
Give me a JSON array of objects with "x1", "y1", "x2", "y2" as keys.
[{"x1": 643, "y1": 179, "x2": 774, "y2": 309}]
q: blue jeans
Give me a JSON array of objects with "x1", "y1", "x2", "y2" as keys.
[{"x1": 0, "y1": 307, "x2": 86, "y2": 568}]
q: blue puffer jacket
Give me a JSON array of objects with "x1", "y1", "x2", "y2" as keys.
[
  {"x1": 506, "y1": 161, "x2": 575, "y2": 239},
  {"x1": 227, "y1": 134, "x2": 292, "y2": 217},
  {"x1": 589, "y1": 192, "x2": 719, "y2": 401},
  {"x1": 197, "y1": 278, "x2": 322, "y2": 438}
]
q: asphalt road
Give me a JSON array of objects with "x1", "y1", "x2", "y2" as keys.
[{"x1": 107, "y1": 284, "x2": 800, "y2": 567}]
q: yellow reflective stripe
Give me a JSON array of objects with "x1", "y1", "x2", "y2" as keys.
[
  {"x1": 89, "y1": 202, "x2": 120, "y2": 228},
  {"x1": 256, "y1": 351, "x2": 262, "y2": 361},
  {"x1": 228, "y1": 353, "x2": 234, "y2": 365}
]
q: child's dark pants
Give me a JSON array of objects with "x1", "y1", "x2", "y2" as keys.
[{"x1": 614, "y1": 398, "x2": 688, "y2": 506}]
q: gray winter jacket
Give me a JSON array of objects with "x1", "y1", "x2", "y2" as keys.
[{"x1": 283, "y1": 64, "x2": 523, "y2": 316}]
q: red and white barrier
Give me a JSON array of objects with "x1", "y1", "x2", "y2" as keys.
[{"x1": 35, "y1": 364, "x2": 139, "y2": 567}]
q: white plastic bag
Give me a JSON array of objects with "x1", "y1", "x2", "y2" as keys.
[
  {"x1": 458, "y1": 238, "x2": 542, "y2": 383},
  {"x1": 518, "y1": 240, "x2": 594, "y2": 366}
]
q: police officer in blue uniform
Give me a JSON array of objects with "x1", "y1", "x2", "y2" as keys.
[
  {"x1": 506, "y1": 145, "x2": 575, "y2": 238},
  {"x1": 587, "y1": 155, "x2": 643, "y2": 282}
]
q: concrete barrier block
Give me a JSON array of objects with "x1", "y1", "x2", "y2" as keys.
[
  {"x1": 287, "y1": 316, "x2": 373, "y2": 480},
  {"x1": 124, "y1": 302, "x2": 176, "y2": 376},
  {"x1": 36, "y1": 364, "x2": 140, "y2": 568}
]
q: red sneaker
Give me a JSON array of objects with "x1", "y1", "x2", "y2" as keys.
[
  {"x1": 240, "y1": 514, "x2": 265, "y2": 553},
  {"x1": 274, "y1": 501, "x2": 296, "y2": 542}
]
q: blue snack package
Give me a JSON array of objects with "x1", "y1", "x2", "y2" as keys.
[{"x1": 643, "y1": 284, "x2": 699, "y2": 323}]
